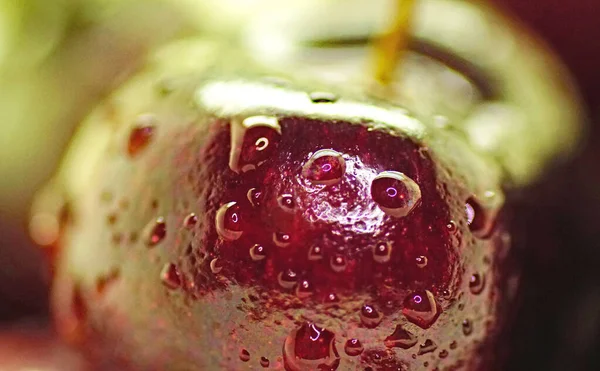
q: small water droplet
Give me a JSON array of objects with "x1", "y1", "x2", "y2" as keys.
[
  {"x1": 402, "y1": 290, "x2": 441, "y2": 329},
  {"x1": 330, "y1": 255, "x2": 347, "y2": 273},
  {"x1": 247, "y1": 188, "x2": 263, "y2": 207},
  {"x1": 215, "y1": 202, "x2": 243, "y2": 241},
  {"x1": 127, "y1": 115, "x2": 155, "y2": 157},
  {"x1": 250, "y1": 244, "x2": 267, "y2": 261},
  {"x1": 415, "y1": 255, "x2": 428, "y2": 268},
  {"x1": 446, "y1": 221, "x2": 457, "y2": 233},
  {"x1": 418, "y1": 339, "x2": 437, "y2": 355},
  {"x1": 229, "y1": 116, "x2": 281, "y2": 173},
  {"x1": 240, "y1": 349, "x2": 250, "y2": 362},
  {"x1": 145, "y1": 217, "x2": 166, "y2": 247},
  {"x1": 360, "y1": 304, "x2": 383, "y2": 328},
  {"x1": 278, "y1": 269, "x2": 298, "y2": 289},
  {"x1": 296, "y1": 280, "x2": 314, "y2": 298},
  {"x1": 184, "y1": 213, "x2": 197, "y2": 228},
  {"x1": 308, "y1": 245, "x2": 323, "y2": 261},
  {"x1": 302, "y1": 149, "x2": 346, "y2": 186},
  {"x1": 283, "y1": 323, "x2": 340, "y2": 371},
  {"x1": 371, "y1": 171, "x2": 421, "y2": 218},
  {"x1": 439, "y1": 349, "x2": 449, "y2": 359},
  {"x1": 278, "y1": 194, "x2": 295, "y2": 210},
  {"x1": 449, "y1": 341, "x2": 457, "y2": 349},
  {"x1": 372, "y1": 242, "x2": 392, "y2": 263},
  {"x1": 469, "y1": 273, "x2": 485, "y2": 295},
  {"x1": 260, "y1": 356, "x2": 270, "y2": 367},
  {"x1": 309, "y1": 91, "x2": 338, "y2": 104},
  {"x1": 273, "y1": 231, "x2": 292, "y2": 247},
  {"x1": 384, "y1": 325, "x2": 417, "y2": 349},
  {"x1": 160, "y1": 263, "x2": 181, "y2": 289},
  {"x1": 462, "y1": 319, "x2": 473, "y2": 335},
  {"x1": 324, "y1": 292, "x2": 340, "y2": 305},
  {"x1": 344, "y1": 338, "x2": 364, "y2": 356},
  {"x1": 210, "y1": 258, "x2": 223, "y2": 274}
]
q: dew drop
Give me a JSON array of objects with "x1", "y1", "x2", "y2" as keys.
[
  {"x1": 278, "y1": 269, "x2": 298, "y2": 289},
  {"x1": 127, "y1": 115, "x2": 155, "y2": 157},
  {"x1": 210, "y1": 258, "x2": 223, "y2": 274},
  {"x1": 330, "y1": 255, "x2": 347, "y2": 273},
  {"x1": 446, "y1": 221, "x2": 457, "y2": 233},
  {"x1": 183, "y1": 213, "x2": 198, "y2": 228},
  {"x1": 296, "y1": 280, "x2": 314, "y2": 298},
  {"x1": 324, "y1": 292, "x2": 340, "y2": 305},
  {"x1": 372, "y1": 242, "x2": 392, "y2": 264},
  {"x1": 145, "y1": 217, "x2": 166, "y2": 247},
  {"x1": 344, "y1": 338, "x2": 364, "y2": 356},
  {"x1": 160, "y1": 263, "x2": 181, "y2": 289},
  {"x1": 371, "y1": 171, "x2": 421, "y2": 218},
  {"x1": 449, "y1": 341, "x2": 457, "y2": 350},
  {"x1": 466, "y1": 197, "x2": 492, "y2": 235},
  {"x1": 462, "y1": 319, "x2": 473, "y2": 336},
  {"x1": 402, "y1": 290, "x2": 441, "y2": 329},
  {"x1": 273, "y1": 231, "x2": 292, "y2": 247},
  {"x1": 415, "y1": 255, "x2": 428, "y2": 268},
  {"x1": 215, "y1": 202, "x2": 243, "y2": 241},
  {"x1": 247, "y1": 188, "x2": 263, "y2": 207},
  {"x1": 384, "y1": 325, "x2": 417, "y2": 349},
  {"x1": 439, "y1": 349, "x2": 449, "y2": 359},
  {"x1": 302, "y1": 149, "x2": 346, "y2": 186},
  {"x1": 309, "y1": 91, "x2": 338, "y2": 104},
  {"x1": 469, "y1": 273, "x2": 485, "y2": 295},
  {"x1": 278, "y1": 194, "x2": 295, "y2": 210},
  {"x1": 229, "y1": 116, "x2": 281, "y2": 173},
  {"x1": 240, "y1": 349, "x2": 250, "y2": 362},
  {"x1": 283, "y1": 323, "x2": 340, "y2": 371},
  {"x1": 360, "y1": 304, "x2": 383, "y2": 328},
  {"x1": 250, "y1": 244, "x2": 267, "y2": 261},
  {"x1": 465, "y1": 202, "x2": 475, "y2": 226},
  {"x1": 418, "y1": 339, "x2": 437, "y2": 355},
  {"x1": 308, "y1": 245, "x2": 323, "y2": 261},
  {"x1": 260, "y1": 356, "x2": 270, "y2": 367}
]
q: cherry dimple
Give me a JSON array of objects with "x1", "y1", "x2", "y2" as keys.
[{"x1": 370, "y1": 171, "x2": 421, "y2": 218}]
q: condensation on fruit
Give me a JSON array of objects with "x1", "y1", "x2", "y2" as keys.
[
  {"x1": 302, "y1": 149, "x2": 346, "y2": 186},
  {"x1": 283, "y1": 323, "x2": 340, "y2": 371},
  {"x1": 229, "y1": 115, "x2": 281, "y2": 173},
  {"x1": 418, "y1": 339, "x2": 438, "y2": 355},
  {"x1": 144, "y1": 217, "x2": 166, "y2": 247},
  {"x1": 215, "y1": 201, "x2": 243, "y2": 241},
  {"x1": 402, "y1": 290, "x2": 441, "y2": 329},
  {"x1": 344, "y1": 338, "x2": 364, "y2": 356},
  {"x1": 370, "y1": 171, "x2": 421, "y2": 218},
  {"x1": 160, "y1": 262, "x2": 181, "y2": 289},
  {"x1": 384, "y1": 325, "x2": 417, "y2": 349},
  {"x1": 360, "y1": 304, "x2": 383, "y2": 328}
]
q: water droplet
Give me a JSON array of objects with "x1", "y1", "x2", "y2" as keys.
[
  {"x1": 183, "y1": 213, "x2": 197, "y2": 228},
  {"x1": 250, "y1": 244, "x2": 267, "y2": 261},
  {"x1": 278, "y1": 269, "x2": 298, "y2": 289},
  {"x1": 465, "y1": 202, "x2": 475, "y2": 225},
  {"x1": 462, "y1": 319, "x2": 473, "y2": 335},
  {"x1": 449, "y1": 341, "x2": 457, "y2": 350},
  {"x1": 247, "y1": 188, "x2": 263, "y2": 207},
  {"x1": 465, "y1": 197, "x2": 493, "y2": 236},
  {"x1": 324, "y1": 292, "x2": 340, "y2": 305},
  {"x1": 260, "y1": 356, "x2": 270, "y2": 367},
  {"x1": 145, "y1": 217, "x2": 166, "y2": 247},
  {"x1": 360, "y1": 304, "x2": 383, "y2": 328},
  {"x1": 308, "y1": 245, "x2": 323, "y2": 261},
  {"x1": 296, "y1": 280, "x2": 314, "y2": 298},
  {"x1": 273, "y1": 231, "x2": 292, "y2": 247},
  {"x1": 283, "y1": 323, "x2": 340, "y2": 371},
  {"x1": 160, "y1": 263, "x2": 181, "y2": 289},
  {"x1": 415, "y1": 255, "x2": 428, "y2": 268},
  {"x1": 439, "y1": 349, "x2": 449, "y2": 359},
  {"x1": 239, "y1": 349, "x2": 250, "y2": 362},
  {"x1": 418, "y1": 339, "x2": 437, "y2": 355},
  {"x1": 469, "y1": 273, "x2": 485, "y2": 295},
  {"x1": 229, "y1": 116, "x2": 281, "y2": 173},
  {"x1": 302, "y1": 149, "x2": 346, "y2": 186},
  {"x1": 127, "y1": 115, "x2": 155, "y2": 157},
  {"x1": 278, "y1": 194, "x2": 295, "y2": 210},
  {"x1": 446, "y1": 221, "x2": 457, "y2": 233},
  {"x1": 344, "y1": 338, "x2": 364, "y2": 356},
  {"x1": 372, "y1": 242, "x2": 392, "y2": 264},
  {"x1": 402, "y1": 290, "x2": 441, "y2": 329},
  {"x1": 309, "y1": 91, "x2": 338, "y2": 104},
  {"x1": 215, "y1": 202, "x2": 243, "y2": 241},
  {"x1": 371, "y1": 171, "x2": 421, "y2": 218},
  {"x1": 210, "y1": 258, "x2": 223, "y2": 274},
  {"x1": 384, "y1": 325, "x2": 417, "y2": 349},
  {"x1": 330, "y1": 255, "x2": 347, "y2": 273}
]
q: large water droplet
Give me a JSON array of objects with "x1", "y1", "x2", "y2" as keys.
[
  {"x1": 239, "y1": 349, "x2": 250, "y2": 362},
  {"x1": 229, "y1": 116, "x2": 281, "y2": 173},
  {"x1": 160, "y1": 263, "x2": 181, "y2": 289},
  {"x1": 330, "y1": 255, "x2": 347, "y2": 273},
  {"x1": 278, "y1": 269, "x2": 298, "y2": 289},
  {"x1": 127, "y1": 115, "x2": 155, "y2": 157},
  {"x1": 260, "y1": 356, "x2": 270, "y2": 367},
  {"x1": 371, "y1": 171, "x2": 421, "y2": 218},
  {"x1": 372, "y1": 242, "x2": 392, "y2": 264},
  {"x1": 360, "y1": 304, "x2": 383, "y2": 328},
  {"x1": 469, "y1": 273, "x2": 485, "y2": 295},
  {"x1": 418, "y1": 339, "x2": 437, "y2": 355},
  {"x1": 215, "y1": 202, "x2": 243, "y2": 241},
  {"x1": 145, "y1": 217, "x2": 166, "y2": 247},
  {"x1": 302, "y1": 149, "x2": 346, "y2": 186},
  {"x1": 250, "y1": 244, "x2": 267, "y2": 261},
  {"x1": 344, "y1": 338, "x2": 364, "y2": 356},
  {"x1": 384, "y1": 325, "x2": 417, "y2": 349},
  {"x1": 283, "y1": 323, "x2": 340, "y2": 371},
  {"x1": 402, "y1": 290, "x2": 441, "y2": 329}
]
